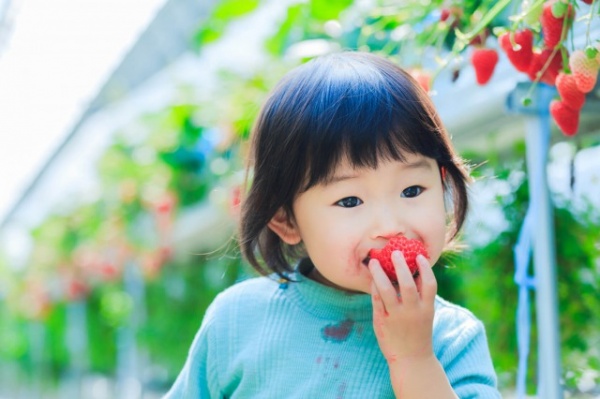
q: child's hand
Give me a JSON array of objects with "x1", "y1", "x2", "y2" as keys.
[{"x1": 368, "y1": 251, "x2": 437, "y2": 364}]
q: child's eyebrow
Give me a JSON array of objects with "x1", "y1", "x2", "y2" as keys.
[
  {"x1": 403, "y1": 159, "x2": 433, "y2": 171},
  {"x1": 323, "y1": 174, "x2": 358, "y2": 185},
  {"x1": 324, "y1": 159, "x2": 433, "y2": 185}
]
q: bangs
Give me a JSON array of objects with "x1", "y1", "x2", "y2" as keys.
[{"x1": 290, "y1": 53, "x2": 444, "y2": 191}]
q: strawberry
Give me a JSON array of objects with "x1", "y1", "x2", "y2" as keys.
[
  {"x1": 556, "y1": 72, "x2": 586, "y2": 110},
  {"x1": 471, "y1": 48, "x2": 499, "y2": 85},
  {"x1": 369, "y1": 236, "x2": 429, "y2": 282},
  {"x1": 569, "y1": 49, "x2": 600, "y2": 93},
  {"x1": 499, "y1": 29, "x2": 534, "y2": 72},
  {"x1": 527, "y1": 48, "x2": 563, "y2": 86},
  {"x1": 581, "y1": 0, "x2": 593, "y2": 4},
  {"x1": 550, "y1": 100, "x2": 579, "y2": 136},
  {"x1": 541, "y1": 1, "x2": 574, "y2": 49},
  {"x1": 408, "y1": 68, "x2": 432, "y2": 92}
]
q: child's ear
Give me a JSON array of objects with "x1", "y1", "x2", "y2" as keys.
[{"x1": 268, "y1": 208, "x2": 302, "y2": 245}]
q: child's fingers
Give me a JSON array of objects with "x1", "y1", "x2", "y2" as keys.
[
  {"x1": 368, "y1": 259, "x2": 399, "y2": 310},
  {"x1": 392, "y1": 251, "x2": 419, "y2": 306},
  {"x1": 370, "y1": 281, "x2": 386, "y2": 316},
  {"x1": 417, "y1": 254, "x2": 437, "y2": 303}
]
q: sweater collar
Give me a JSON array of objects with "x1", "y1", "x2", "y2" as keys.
[{"x1": 284, "y1": 259, "x2": 373, "y2": 322}]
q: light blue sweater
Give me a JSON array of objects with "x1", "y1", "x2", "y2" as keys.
[{"x1": 165, "y1": 269, "x2": 501, "y2": 398}]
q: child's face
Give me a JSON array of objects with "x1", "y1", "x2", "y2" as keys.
[{"x1": 275, "y1": 152, "x2": 447, "y2": 294}]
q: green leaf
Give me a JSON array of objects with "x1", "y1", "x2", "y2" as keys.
[
  {"x1": 265, "y1": 4, "x2": 304, "y2": 55},
  {"x1": 309, "y1": 0, "x2": 353, "y2": 21},
  {"x1": 585, "y1": 46, "x2": 599, "y2": 59},
  {"x1": 212, "y1": 0, "x2": 260, "y2": 19},
  {"x1": 195, "y1": 23, "x2": 224, "y2": 46},
  {"x1": 194, "y1": 0, "x2": 261, "y2": 47},
  {"x1": 551, "y1": 1, "x2": 568, "y2": 19}
]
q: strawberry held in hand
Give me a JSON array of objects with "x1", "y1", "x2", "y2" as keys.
[{"x1": 369, "y1": 236, "x2": 429, "y2": 283}]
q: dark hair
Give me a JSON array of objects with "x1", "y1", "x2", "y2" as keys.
[{"x1": 240, "y1": 51, "x2": 470, "y2": 278}]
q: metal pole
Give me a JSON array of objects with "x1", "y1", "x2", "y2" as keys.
[{"x1": 524, "y1": 113, "x2": 562, "y2": 399}]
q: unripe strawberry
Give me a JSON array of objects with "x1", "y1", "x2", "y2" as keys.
[
  {"x1": 499, "y1": 29, "x2": 534, "y2": 72},
  {"x1": 569, "y1": 49, "x2": 600, "y2": 93},
  {"x1": 369, "y1": 236, "x2": 429, "y2": 282},
  {"x1": 556, "y1": 72, "x2": 586, "y2": 110},
  {"x1": 550, "y1": 99, "x2": 579, "y2": 136},
  {"x1": 471, "y1": 47, "x2": 499, "y2": 85}
]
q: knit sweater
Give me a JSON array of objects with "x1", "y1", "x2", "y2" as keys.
[{"x1": 164, "y1": 270, "x2": 501, "y2": 398}]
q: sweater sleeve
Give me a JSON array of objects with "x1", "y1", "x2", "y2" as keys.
[
  {"x1": 433, "y1": 298, "x2": 502, "y2": 399},
  {"x1": 162, "y1": 302, "x2": 220, "y2": 399},
  {"x1": 439, "y1": 319, "x2": 502, "y2": 399}
]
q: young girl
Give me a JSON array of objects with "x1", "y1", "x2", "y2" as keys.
[{"x1": 165, "y1": 51, "x2": 501, "y2": 398}]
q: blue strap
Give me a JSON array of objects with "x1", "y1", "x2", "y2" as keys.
[{"x1": 513, "y1": 205, "x2": 536, "y2": 398}]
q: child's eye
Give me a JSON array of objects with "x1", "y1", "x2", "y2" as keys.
[
  {"x1": 401, "y1": 186, "x2": 424, "y2": 198},
  {"x1": 336, "y1": 196, "x2": 363, "y2": 208}
]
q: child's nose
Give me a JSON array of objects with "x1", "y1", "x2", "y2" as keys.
[{"x1": 369, "y1": 203, "x2": 406, "y2": 240}]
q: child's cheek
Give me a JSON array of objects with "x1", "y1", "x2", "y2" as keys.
[{"x1": 343, "y1": 242, "x2": 364, "y2": 276}]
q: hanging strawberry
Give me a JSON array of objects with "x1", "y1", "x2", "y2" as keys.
[
  {"x1": 556, "y1": 72, "x2": 586, "y2": 110},
  {"x1": 527, "y1": 48, "x2": 563, "y2": 86},
  {"x1": 408, "y1": 68, "x2": 432, "y2": 92},
  {"x1": 471, "y1": 48, "x2": 499, "y2": 85},
  {"x1": 569, "y1": 49, "x2": 600, "y2": 93},
  {"x1": 499, "y1": 29, "x2": 534, "y2": 73},
  {"x1": 541, "y1": 1, "x2": 574, "y2": 49},
  {"x1": 550, "y1": 100, "x2": 579, "y2": 136}
]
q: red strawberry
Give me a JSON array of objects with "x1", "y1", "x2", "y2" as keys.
[
  {"x1": 581, "y1": 0, "x2": 593, "y2": 4},
  {"x1": 471, "y1": 48, "x2": 499, "y2": 85},
  {"x1": 556, "y1": 72, "x2": 586, "y2": 110},
  {"x1": 569, "y1": 49, "x2": 600, "y2": 93},
  {"x1": 499, "y1": 29, "x2": 534, "y2": 72},
  {"x1": 369, "y1": 236, "x2": 429, "y2": 282},
  {"x1": 469, "y1": 28, "x2": 490, "y2": 46},
  {"x1": 440, "y1": 8, "x2": 451, "y2": 22},
  {"x1": 541, "y1": 1, "x2": 574, "y2": 49},
  {"x1": 527, "y1": 48, "x2": 563, "y2": 86},
  {"x1": 408, "y1": 68, "x2": 432, "y2": 92},
  {"x1": 550, "y1": 100, "x2": 579, "y2": 136}
]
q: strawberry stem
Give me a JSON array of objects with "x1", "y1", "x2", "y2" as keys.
[
  {"x1": 430, "y1": 0, "x2": 512, "y2": 82},
  {"x1": 525, "y1": 2, "x2": 572, "y2": 102},
  {"x1": 586, "y1": 0, "x2": 598, "y2": 48}
]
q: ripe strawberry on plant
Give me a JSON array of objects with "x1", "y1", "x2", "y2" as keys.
[
  {"x1": 550, "y1": 99, "x2": 579, "y2": 136},
  {"x1": 541, "y1": 1, "x2": 574, "y2": 49},
  {"x1": 527, "y1": 48, "x2": 563, "y2": 86},
  {"x1": 556, "y1": 72, "x2": 586, "y2": 110},
  {"x1": 471, "y1": 48, "x2": 499, "y2": 85},
  {"x1": 408, "y1": 68, "x2": 432, "y2": 93},
  {"x1": 499, "y1": 29, "x2": 534, "y2": 72},
  {"x1": 581, "y1": 0, "x2": 593, "y2": 5},
  {"x1": 569, "y1": 49, "x2": 600, "y2": 93},
  {"x1": 368, "y1": 236, "x2": 429, "y2": 283}
]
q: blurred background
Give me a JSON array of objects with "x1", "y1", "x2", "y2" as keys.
[{"x1": 0, "y1": 0, "x2": 599, "y2": 398}]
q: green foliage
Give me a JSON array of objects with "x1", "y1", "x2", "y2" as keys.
[
  {"x1": 140, "y1": 254, "x2": 242, "y2": 377},
  {"x1": 194, "y1": 0, "x2": 260, "y2": 47},
  {"x1": 443, "y1": 143, "x2": 600, "y2": 391},
  {"x1": 309, "y1": 0, "x2": 353, "y2": 21}
]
